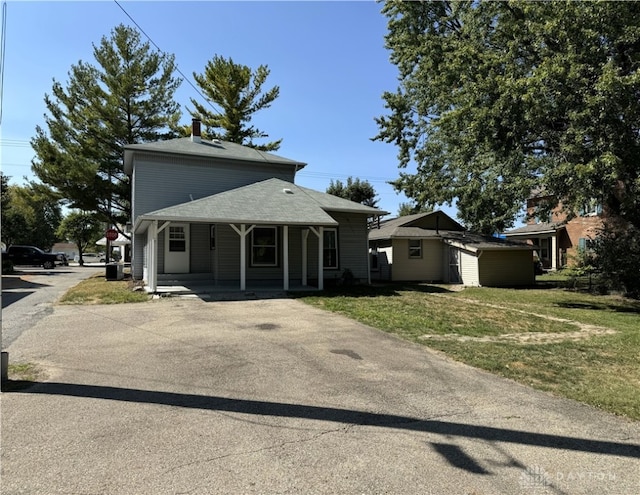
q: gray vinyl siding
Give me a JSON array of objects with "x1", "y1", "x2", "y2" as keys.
[
  {"x1": 216, "y1": 224, "x2": 241, "y2": 281},
  {"x1": 478, "y1": 250, "x2": 534, "y2": 286},
  {"x1": 157, "y1": 231, "x2": 165, "y2": 273},
  {"x1": 190, "y1": 224, "x2": 213, "y2": 274},
  {"x1": 289, "y1": 213, "x2": 370, "y2": 284},
  {"x1": 324, "y1": 212, "x2": 370, "y2": 282},
  {"x1": 132, "y1": 153, "x2": 297, "y2": 219},
  {"x1": 133, "y1": 232, "x2": 146, "y2": 280}
]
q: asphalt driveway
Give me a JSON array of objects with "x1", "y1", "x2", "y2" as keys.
[{"x1": 1, "y1": 297, "x2": 638, "y2": 494}]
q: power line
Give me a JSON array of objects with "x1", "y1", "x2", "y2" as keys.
[
  {"x1": 112, "y1": 0, "x2": 223, "y2": 118},
  {"x1": 0, "y1": 1, "x2": 7, "y2": 125},
  {"x1": 0, "y1": 138, "x2": 32, "y2": 148}
]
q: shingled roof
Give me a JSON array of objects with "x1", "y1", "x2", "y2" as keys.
[
  {"x1": 503, "y1": 222, "x2": 564, "y2": 236},
  {"x1": 134, "y1": 178, "x2": 386, "y2": 230},
  {"x1": 369, "y1": 211, "x2": 533, "y2": 251},
  {"x1": 124, "y1": 138, "x2": 306, "y2": 174}
]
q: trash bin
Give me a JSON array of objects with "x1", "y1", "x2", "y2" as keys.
[{"x1": 106, "y1": 263, "x2": 124, "y2": 281}]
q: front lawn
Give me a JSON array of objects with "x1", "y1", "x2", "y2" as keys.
[
  {"x1": 60, "y1": 272, "x2": 150, "y2": 304},
  {"x1": 298, "y1": 284, "x2": 640, "y2": 420}
]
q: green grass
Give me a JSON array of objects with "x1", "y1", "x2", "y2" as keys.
[
  {"x1": 2, "y1": 362, "x2": 45, "y2": 391},
  {"x1": 60, "y1": 273, "x2": 150, "y2": 304},
  {"x1": 298, "y1": 283, "x2": 640, "y2": 420}
]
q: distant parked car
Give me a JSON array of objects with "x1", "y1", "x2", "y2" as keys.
[{"x1": 74, "y1": 253, "x2": 106, "y2": 264}]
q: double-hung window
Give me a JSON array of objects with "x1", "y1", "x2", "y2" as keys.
[
  {"x1": 169, "y1": 226, "x2": 186, "y2": 252},
  {"x1": 323, "y1": 228, "x2": 339, "y2": 269},
  {"x1": 251, "y1": 227, "x2": 277, "y2": 266},
  {"x1": 408, "y1": 239, "x2": 422, "y2": 258}
]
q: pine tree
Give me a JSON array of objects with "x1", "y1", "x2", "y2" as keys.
[
  {"x1": 190, "y1": 55, "x2": 282, "y2": 151},
  {"x1": 31, "y1": 24, "x2": 182, "y2": 230}
]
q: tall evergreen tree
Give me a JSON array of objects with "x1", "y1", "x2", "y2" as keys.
[
  {"x1": 31, "y1": 24, "x2": 182, "y2": 231},
  {"x1": 190, "y1": 55, "x2": 282, "y2": 151},
  {"x1": 375, "y1": 1, "x2": 640, "y2": 234}
]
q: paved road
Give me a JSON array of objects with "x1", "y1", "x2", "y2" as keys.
[
  {"x1": 1, "y1": 266, "x2": 102, "y2": 348},
  {"x1": 2, "y1": 296, "x2": 638, "y2": 494}
]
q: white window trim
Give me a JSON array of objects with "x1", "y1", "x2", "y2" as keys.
[
  {"x1": 408, "y1": 239, "x2": 422, "y2": 259},
  {"x1": 251, "y1": 226, "x2": 278, "y2": 267},
  {"x1": 168, "y1": 225, "x2": 186, "y2": 252}
]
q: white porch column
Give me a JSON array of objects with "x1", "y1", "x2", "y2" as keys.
[
  {"x1": 151, "y1": 221, "x2": 170, "y2": 292},
  {"x1": 366, "y1": 228, "x2": 372, "y2": 285},
  {"x1": 301, "y1": 229, "x2": 309, "y2": 286},
  {"x1": 230, "y1": 224, "x2": 254, "y2": 291},
  {"x1": 551, "y1": 234, "x2": 558, "y2": 270},
  {"x1": 148, "y1": 221, "x2": 158, "y2": 293},
  {"x1": 309, "y1": 226, "x2": 324, "y2": 290},
  {"x1": 318, "y1": 226, "x2": 324, "y2": 290},
  {"x1": 283, "y1": 225, "x2": 289, "y2": 291}
]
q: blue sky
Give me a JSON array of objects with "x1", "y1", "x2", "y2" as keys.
[{"x1": 0, "y1": 0, "x2": 459, "y2": 219}]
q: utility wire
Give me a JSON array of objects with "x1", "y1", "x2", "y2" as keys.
[
  {"x1": 112, "y1": 0, "x2": 223, "y2": 118},
  {"x1": 0, "y1": 1, "x2": 7, "y2": 125}
]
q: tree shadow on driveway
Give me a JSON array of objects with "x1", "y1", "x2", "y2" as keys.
[{"x1": 9, "y1": 381, "x2": 640, "y2": 459}]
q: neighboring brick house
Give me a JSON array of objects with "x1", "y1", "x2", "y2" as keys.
[{"x1": 503, "y1": 190, "x2": 604, "y2": 270}]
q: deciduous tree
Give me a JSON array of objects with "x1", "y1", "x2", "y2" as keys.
[
  {"x1": 56, "y1": 211, "x2": 103, "y2": 266},
  {"x1": 326, "y1": 177, "x2": 379, "y2": 208},
  {"x1": 375, "y1": 1, "x2": 640, "y2": 234},
  {"x1": 1, "y1": 176, "x2": 62, "y2": 249}
]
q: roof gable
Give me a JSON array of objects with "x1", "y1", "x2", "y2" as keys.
[{"x1": 369, "y1": 211, "x2": 464, "y2": 240}]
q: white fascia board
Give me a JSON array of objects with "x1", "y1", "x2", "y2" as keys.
[{"x1": 137, "y1": 214, "x2": 338, "y2": 227}]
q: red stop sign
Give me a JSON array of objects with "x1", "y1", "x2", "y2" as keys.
[{"x1": 106, "y1": 229, "x2": 118, "y2": 242}]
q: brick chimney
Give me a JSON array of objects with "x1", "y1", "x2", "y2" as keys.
[{"x1": 191, "y1": 118, "x2": 202, "y2": 143}]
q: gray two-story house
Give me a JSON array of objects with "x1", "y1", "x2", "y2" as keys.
[{"x1": 124, "y1": 120, "x2": 385, "y2": 292}]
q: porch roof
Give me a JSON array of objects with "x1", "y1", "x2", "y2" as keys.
[
  {"x1": 503, "y1": 222, "x2": 564, "y2": 237},
  {"x1": 134, "y1": 178, "x2": 385, "y2": 232}
]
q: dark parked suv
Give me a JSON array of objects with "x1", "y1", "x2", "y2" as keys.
[{"x1": 4, "y1": 245, "x2": 66, "y2": 269}]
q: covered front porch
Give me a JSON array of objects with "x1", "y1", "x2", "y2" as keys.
[
  {"x1": 131, "y1": 178, "x2": 382, "y2": 293},
  {"x1": 139, "y1": 219, "x2": 333, "y2": 293}
]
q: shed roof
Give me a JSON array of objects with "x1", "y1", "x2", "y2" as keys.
[
  {"x1": 443, "y1": 231, "x2": 534, "y2": 253},
  {"x1": 134, "y1": 178, "x2": 386, "y2": 231}
]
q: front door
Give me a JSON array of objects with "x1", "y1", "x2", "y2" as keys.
[
  {"x1": 164, "y1": 223, "x2": 190, "y2": 273},
  {"x1": 448, "y1": 247, "x2": 461, "y2": 283}
]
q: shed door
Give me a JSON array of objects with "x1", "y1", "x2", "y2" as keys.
[
  {"x1": 165, "y1": 224, "x2": 190, "y2": 273},
  {"x1": 448, "y1": 247, "x2": 461, "y2": 283}
]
